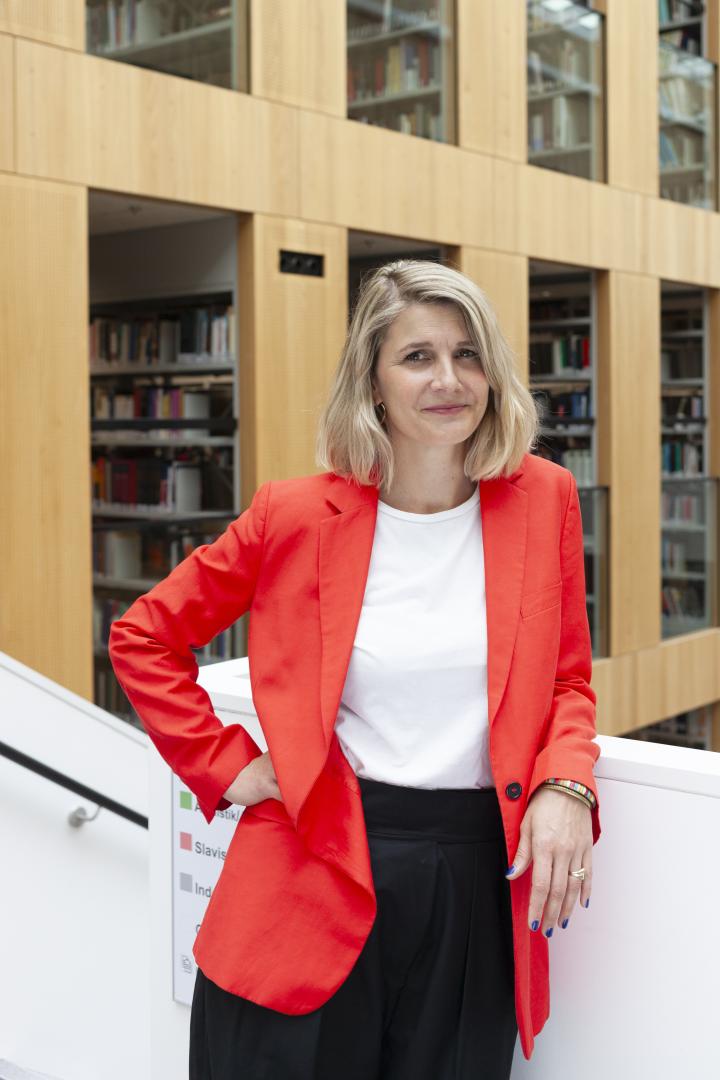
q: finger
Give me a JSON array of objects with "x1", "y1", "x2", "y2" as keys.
[
  {"x1": 506, "y1": 824, "x2": 533, "y2": 879},
  {"x1": 528, "y1": 848, "x2": 553, "y2": 932},
  {"x1": 541, "y1": 846, "x2": 573, "y2": 936},
  {"x1": 557, "y1": 849, "x2": 585, "y2": 928}
]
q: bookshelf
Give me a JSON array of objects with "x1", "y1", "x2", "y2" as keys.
[
  {"x1": 85, "y1": 0, "x2": 247, "y2": 90},
  {"x1": 346, "y1": 0, "x2": 456, "y2": 143},
  {"x1": 91, "y1": 288, "x2": 241, "y2": 726},
  {"x1": 526, "y1": 0, "x2": 605, "y2": 181},
  {"x1": 658, "y1": 40, "x2": 717, "y2": 209},
  {"x1": 658, "y1": 0, "x2": 705, "y2": 55},
  {"x1": 661, "y1": 284, "x2": 718, "y2": 638},
  {"x1": 621, "y1": 704, "x2": 713, "y2": 750},
  {"x1": 529, "y1": 261, "x2": 606, "y2": 656}
]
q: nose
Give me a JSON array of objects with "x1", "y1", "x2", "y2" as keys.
[{"x1": 429, "y1": 355, "x2": 464, "y2": 388}]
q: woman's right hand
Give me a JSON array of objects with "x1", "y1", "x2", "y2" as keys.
[{"x1": 223, "y1": 751, "x2": 282, "y2": 808}]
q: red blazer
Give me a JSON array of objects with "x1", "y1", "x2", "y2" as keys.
[{"x1": 108, "y1": 450, "x2": 601, "y2": 1062}]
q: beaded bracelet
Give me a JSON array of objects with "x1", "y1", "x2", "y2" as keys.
[
  {"x1": 542, "y1": 777, "x2": 597, "y2": 809},
  {"x1": 542, "y1": 783, "x2": 594, "y2": 810}
]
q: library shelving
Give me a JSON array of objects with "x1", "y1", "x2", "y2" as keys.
[
  {"x1": 620, "y1": 704, "x2": 713, "y2": 750},
  {"x1": 529, "y1": 260, "x2": 607, "y2": 657},
  {"x1": 658, "y1": 38, "x2": 717, "y2": 209},
  {"x1": 346, "y1": 0, "x2": 456, "y2": 143},
  {"x1": 526, "y1": 0, "x2": 605, "y2": 181},
  {"x1": 90, "y1": 283, "x2": 243, "y2": 726},
  {"x1": 660, "y1": 284, "x2": 717, "y2": 638},
  {"x1": 85, "y1": 0, "x2": 248, "y2": 90},
  {"x1": 658, "y1": 0, "x2": 705, "y2": 55}
]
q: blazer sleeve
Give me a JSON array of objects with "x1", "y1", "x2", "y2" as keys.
[
  {"x1": 108, "y1": 481, "x2": 272, "y2": 825},
  {"x1": 526, "y1": 469, "x2": 602, "y2": 845}
]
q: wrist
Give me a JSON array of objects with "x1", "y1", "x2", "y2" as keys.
[{"x1": 541, "y1": 778, "x2": 596, "y2": 811}]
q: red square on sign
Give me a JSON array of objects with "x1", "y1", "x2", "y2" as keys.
[{"x1": 179, "y1": 831, "x2": 192, "y2": 851}]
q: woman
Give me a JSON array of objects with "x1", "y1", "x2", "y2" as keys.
[{"x1": 109, "y1": 259, "x2": 602, "y2": 1079}]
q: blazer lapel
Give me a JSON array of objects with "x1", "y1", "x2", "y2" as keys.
[{"x1": 318, "y1": 466, "x2": 528, "y2": 749}]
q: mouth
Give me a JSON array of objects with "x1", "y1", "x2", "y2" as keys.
[{"x1": 423, "y1": 405, "x2": 468, "y2": 414}]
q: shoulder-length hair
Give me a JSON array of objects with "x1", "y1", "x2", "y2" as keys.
[{"x1": 315, "y1": 258, "x2": 539, "y2": 489}]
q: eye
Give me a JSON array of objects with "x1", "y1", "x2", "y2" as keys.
[{"x1": 403, "y1": 349, "x2": 480, "y2": 363}]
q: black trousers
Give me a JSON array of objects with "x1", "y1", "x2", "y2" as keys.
[{"x1": 189, "y1": 776, "x2": 518, "y2": 1079}]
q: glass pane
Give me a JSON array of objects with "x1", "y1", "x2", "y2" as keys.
[
  {"x1": 578, "y1": 486, "x2": 609, "y2": 658},
  {"x1": 661, "y1": 476, "x2": 717, "y2": 638},
  {"x1": 346, "y1": 0, "x2": 456, "y2": 143},
  {"x1": 527, "y1": 0, "x2": 605, "y2": 180},
  {"x1": 85, "y1": 0, "x2": 247, "y2": 91},
  {"x1": 658, "y1": 41, "x2": 716, "y2": 209}
]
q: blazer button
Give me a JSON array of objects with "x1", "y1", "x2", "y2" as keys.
[{"x1": 505, "y1": 781, "x2": 523, "y2": 800}]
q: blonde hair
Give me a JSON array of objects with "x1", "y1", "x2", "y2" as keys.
[{"x1": 315, "y1": 258, "x2": 539, "y2": 489}]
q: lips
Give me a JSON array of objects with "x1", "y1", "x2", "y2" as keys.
[{"x1": 424, "y1": 405, "x2": 467, "y2": 412}]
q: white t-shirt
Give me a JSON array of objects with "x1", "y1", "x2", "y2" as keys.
[{"x1": 335, "y1": 485, "x2": 493, "y2": 790}]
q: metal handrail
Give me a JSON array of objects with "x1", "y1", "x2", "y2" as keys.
[{"x1": 0, "y1": 739, "x2": 148, "y2": 829}]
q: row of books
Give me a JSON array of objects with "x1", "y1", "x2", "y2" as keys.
[
  {"x1": 662, "y1": 490, "x2": 704, "y2": 523},
  {"x1": 92, "y1": 454, "x2": 234, "y2": 514},
  {"x1": 528, "y1": 96, "x2": 589, "y2": 152},
  {"x1": 527, "y1": 39, "x2": 587, "y2": 93},
  {"x1": 535, "y1": 446, "x2": 593, "y2": 487},
  {"x1": 662, "y1": 440, "x2": 702, "y2": 474},
  {"x1": 662, "y1": 536, "x2": 704, "y2": 573},
  {"x1": 86, "y1": 0, "x2": 229, "y2": 52},
  {"x1": 661, "y1": 582, "x2": 705, "y2": 617},
  {"x1": 91, "y1": 386, "x2": 217, "y2": 429},
  {"x1": 347, "y1": 5, "x2": 441, "y2": 42},
  {"x1": 659, "y1": 67, "x2": 708, "y2": 119},
  {"x1": 659, "y1": 129, "x2": 705, "y2": 169},
  {"x1": 527, "y1": 2, "x2": 580, "y2": 33},
  {"x1": 348, "y1": 40, "x2": 441, "y2": 101},
  {"x1": 661, "y1": 349, "x2": 702, "y2": 380},
  {"x1": 660, "y1": 177, "x2": 710, "y2": 205},
  {"x1": 662, "y1": 394, "x2": 704, "y2": 420},
  {"x1": 93, "y1": 523, "x2": 229, "y2": 580},
  {"x1": 533, "y1": 389, "x2": 591, "y2": 419},
  {"x1": 658, "y1": 0, "x2": 704, "y2": 26},
  {"x1": 530, "y1": 334, "x2": 591, "y2": 374},
  {"x1": 354, "y1": 103, "x2": 443, "y2": 140},
  {"x1": 89, "y1": 307, "x2": 235, "y2": 367}
]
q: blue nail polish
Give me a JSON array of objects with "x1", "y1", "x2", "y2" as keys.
[
  {"x1": 545, "y1": 928, "x2": 553, "y2": 938},
  {"x1": 584, "y1": 898, "x2": 590, "y2": 908},
  {"x1": 561, "y1": 918, "x2": 569, "y2": 929},
  {"x1": 531, "y1": 920, "x2": 539, "y2": 931},
  {"x1": 505, "y1": 865, "x2": 515, "y2": 876}
]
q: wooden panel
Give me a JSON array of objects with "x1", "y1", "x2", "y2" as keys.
[
  {"x1": 249, "y1": 0, "x2": 345, "y2": 116},
  {"x1": 0, "y1": 0, "x2": 83, "y2": 49},
  {"x1": 14, "y1": 38, "x2": 301, "y2": 215},
  {"x1": 456, "y1": 248, "x2": 529, "y2": 382},
  {"x1": 236, "y1": 215, "x2": 348, "y2": 490},
  {"x1": 593, "y1": 631, "x2": 720, "y2": 737},
  {"x1": 604, "y1": 0, "x2": 658, "y2": 195},
  {"x1": 0, "y1": 174, "x2": 92, "y2": 698},
  {"x1": 0, "y1": 35, "x2": 15, "y2": 171},
  {"x1": 456, "y1": 0, "x2": 526, "y2": 162},
  {"x1": 658, "y1": 630, "x2": 720, "y2": 718},
  {"x1": 11, "y1": 38, "x2": 720, "y2": 288},
  {"x1": 596, "y1": 270, "x2": 661, "y2": 654}
]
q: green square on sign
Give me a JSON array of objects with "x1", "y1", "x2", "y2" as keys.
[{"x1": 179, "y1": 790, "x2": 193, "y2": 810}]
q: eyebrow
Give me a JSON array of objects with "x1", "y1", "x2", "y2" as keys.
[{"x1": 396, "y1": 339, "x2": 475, "y2": 354}]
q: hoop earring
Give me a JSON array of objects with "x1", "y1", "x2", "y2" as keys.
[{"x1": 375, "y1": 401, "x2": 387, "y2": 425}]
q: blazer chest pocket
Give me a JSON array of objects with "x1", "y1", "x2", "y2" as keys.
[{"x1": 520, "y1": 580, "x2": 562, "y2": 620}]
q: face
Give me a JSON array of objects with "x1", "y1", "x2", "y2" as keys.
[{"x1": 371, "y1": 302, "x2": 490, "y2": 449}]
